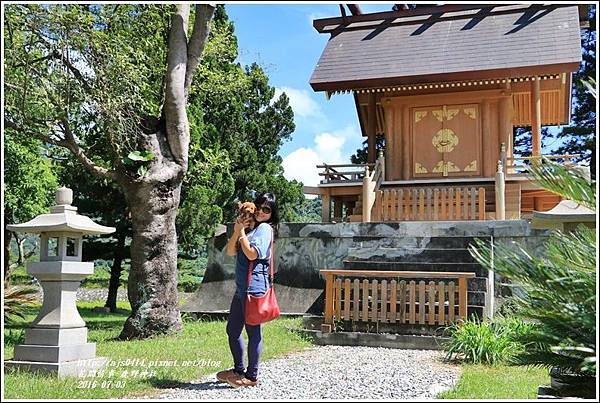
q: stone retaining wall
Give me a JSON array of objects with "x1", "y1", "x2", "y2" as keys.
[{"x1": 182, "y1": 220, "x2": 552, "y2": 316}]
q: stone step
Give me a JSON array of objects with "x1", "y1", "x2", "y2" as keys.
[
  {"x1": 346, "y1": 247, "x2": 477, "y2": 263},
  {"x1": 302, "y1": 329, "x2": 449, "y2": 350},
  {"x1": 342, "y1": 260, "x2": 488, "y2": 277},
  {"x1": 350, "y1": 235, "x2": 491, "y2": 249}
]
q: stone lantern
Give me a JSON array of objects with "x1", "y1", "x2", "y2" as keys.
[{"x1": 5, "y1": 187, "x2": 116, "y2": 377}]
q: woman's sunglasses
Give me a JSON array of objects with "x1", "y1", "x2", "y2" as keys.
[{"x1": 259, "y1": 206, "x2": 272, "y2": 214}]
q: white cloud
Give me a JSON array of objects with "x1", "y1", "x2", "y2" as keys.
[
  {"x1": 282, "y1": 125, "x2": 361, "y2": 189},
  {"x1": 282, "y1": 147, "x2": 322, "y2": 189},
  {"x1": 274, "y1": 86, "x2": 322, "y2": 119}
]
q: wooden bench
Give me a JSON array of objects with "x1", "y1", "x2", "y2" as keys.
[{"x1": 320, "y1": 269, "x2": 476, "y2": 333}]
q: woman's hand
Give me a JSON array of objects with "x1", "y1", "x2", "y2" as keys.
[{"x1": 233, "y1": 217, "x2": 253, "y2": 235}]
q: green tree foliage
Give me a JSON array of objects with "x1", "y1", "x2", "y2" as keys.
[
  {"x1": 292, "y1": 197, "x2": 322, "y2": 223},
  {"x1": 188, "y1": 5, "x2": 305, "y2": 224},
  {"x1": 3, "y1": 130, "x2": 58, "y2": 277},
  {"x1": 552, "y1": 5, "x2": 596, "y2": 178},
  {"x1": 350, "y1": 134, "x2": 385, "y2": 164},
  {"x1": 469, "y1": 160, "x2": 596, "y2": 375},
  {"x1": 3, "y1": 132, "x2": 57, "y2": 225},
  {"x1": 3, "y1": 4, "x2": 173, "y2": 170},
  {"x1": 5, "y1": 4, "x2": 218, "y2": 338}
]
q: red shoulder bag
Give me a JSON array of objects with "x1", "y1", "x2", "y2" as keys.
[{"x1": 245, "y1": 228, "x2": 280, "y2": 326}]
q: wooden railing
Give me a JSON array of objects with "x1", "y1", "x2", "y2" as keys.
[
  {"x1": 495, "y1": 143, "x2": 581, "y2": 219},
  {"x1": 505, "y1": 154, "x2": 581, "y2": 177},
  {"x1": 372, "y1": 187, "x2": 485, "y2": 221},
  {"x1": 318, "y1": 163, "x2": 375, "y2": 183},
  {"x1": 320, "y1": 270, "x2": 475, "y2": 333}
]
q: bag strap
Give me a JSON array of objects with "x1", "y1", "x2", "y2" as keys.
[
  {"x1": 246, "y1": 260, "x2": 254, "y2": 288},
  {"x1": 268, "y1": 227, "x2": 275, "y2": 284},
  {"x1": 246, "y1": 225, "x2": 275, "y2": 287}
]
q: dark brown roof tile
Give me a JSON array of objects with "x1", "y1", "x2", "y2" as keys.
[{"x1": 310, "y1": 5, "x2": 582, "y2": 91}]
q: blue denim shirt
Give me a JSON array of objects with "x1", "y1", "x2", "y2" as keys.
[{"x1": 235, "y1": 223, "x2": 272, "y2": 298}]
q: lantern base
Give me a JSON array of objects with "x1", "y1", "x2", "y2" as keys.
[
  {"x1": 4, "y1": 356, "x2": 108, "y2": 378},
  {"x1": 25, "y1": 326, "x2": 88, "y2": 345},
  {"x1": 14, "y1": 342, "x2": 96, "y2": 363}
]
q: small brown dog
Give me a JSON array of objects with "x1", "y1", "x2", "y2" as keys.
[{"x1": 238, "y1": 201, "x2": 257, "y2": 230}]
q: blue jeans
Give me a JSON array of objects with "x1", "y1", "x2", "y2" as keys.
[{"x1": 226, "y1": 294, "x2": 263, "y2": 381}]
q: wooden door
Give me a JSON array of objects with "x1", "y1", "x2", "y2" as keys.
[
  {"x1": 412, "y1": 106, "x2": 443, "y2": 178},
  {"x1": 411, "y1": 103, "x2": 481, "y2": 178},
  {"x1": 441, "y1": 104, "x2": 481, "y2": 177}
]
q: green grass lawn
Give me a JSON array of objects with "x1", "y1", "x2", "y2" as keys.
[
  {"x1": 437, "y1": 364, "x2": 550, "y2": 399},
  {"x1": 4, "y1": 301, "x2": 313, "y2": 399},
  {"x1": 8, "y1": 261, "x2": 204, "y2": 292}
]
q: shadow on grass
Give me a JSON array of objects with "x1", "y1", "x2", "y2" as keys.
[{"x1": 76, "y1": 306, "x2": 130, "y2": 331}]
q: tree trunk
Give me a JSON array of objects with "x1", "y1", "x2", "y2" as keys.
[
  {"x1": 105, "y1": 228, "x2": 127, "y2": 313},
  {"x1": 4, "y1": 221, "x2": 12, "y2": 284},
  {"x1": 118, "y1": 175, "x2": 183, "y2": 339},
  {"x1": 17, "y1": 234, "x2": 26, "y2": 267}
]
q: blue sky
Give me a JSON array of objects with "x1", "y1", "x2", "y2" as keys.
[
  {"x1": 226, "y1": 3, "x2": 395, "y2": 188},
  {"x1": 225, "y1": 3, "x2": 574, "y2": 188}
]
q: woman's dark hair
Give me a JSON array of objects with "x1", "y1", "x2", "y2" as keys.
[{"x1": 253, "y1": 192, "x2": 279, "y2": 239}]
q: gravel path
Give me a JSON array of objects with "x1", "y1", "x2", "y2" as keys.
[
  {"x1": 31, "y1": 288, "x2": 130, "y2": 302},
  {"x1": 147, "y1": 346, "x2": 460, "y2": 400},
  {"x1": 32, "y1": 287, "x2": 196, "y2": 304}
]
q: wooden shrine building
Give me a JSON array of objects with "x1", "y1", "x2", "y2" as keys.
[{"x1": 308, "y1": 4, "x2": 586, "y2": 222}]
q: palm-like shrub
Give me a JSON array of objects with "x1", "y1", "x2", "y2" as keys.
[
  {"x1": 3, "y1": 284, "x2": 39, "y2": 324},
  {"x1": 470, "y1": 159, "x2": 596, "y2": 375}
]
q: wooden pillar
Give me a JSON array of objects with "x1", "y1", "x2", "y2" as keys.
[
  {"x1": 401, "y1": 105, "x2": 410, "y2": 180},
  {"x1": 495, "y1": 160, "x2": 506, "y2": 220},
  {"x1": 367, "y1": 93, "x2": 376, "y2": 164},
  {"x1": 321, "y1": 194, "x2": 330, "y2": 223},
  {"x1": 531, "y1": 76, "x2": 542, "y2": 157},
  {"x1": 458, "y1": 276, "x2": 468, "y2": 321},
  {"x1": 362, "y1": 166, "x2": 373, "y2": 222},
  {"x1": 322, "y1": 272, "x2": 335, "y2": 333},
  {"x1": 333, "y1": 198, "x2": 342, "y2": 221},
  {"x1": 498, "y1": 95, "x2": 512, "y2": 163}
]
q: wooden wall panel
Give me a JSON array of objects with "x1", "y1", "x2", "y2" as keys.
[
  {"x1": 521, "y1": 189, "x2": 561, "y2": 214},
  {"x1": 512, "y1": 90, "x2": 562, "y2": 126}
]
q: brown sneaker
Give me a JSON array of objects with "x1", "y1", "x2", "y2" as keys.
[
  {"x1": 216, "y1": 369, "x2": 237, "y2": 383},
  {"x1": 227, "y1": 375, "x2": 258, "y2": 388}
]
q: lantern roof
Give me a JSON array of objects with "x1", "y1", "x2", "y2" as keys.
[
  {"x1": 6, "y1": 187, "x2": 116, "y2": 235},
  {"x1": 533, "y1": 199, "x2": 595, "y2": 219},
  {"x1": 531, "y1": 199, "x2": 595, "y2": 229}
]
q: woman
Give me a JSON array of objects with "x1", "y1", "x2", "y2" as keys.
[{"x1": 216, "y1": 192, "x2": 279, "y2": 388}]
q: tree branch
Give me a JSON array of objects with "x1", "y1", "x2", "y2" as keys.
[
  {"x1": 184, "y1": 4, "x2": 215, "y2": 95},
  {"x1": 57, "y1": 117, "x2": 119, "y2": 181},
  {"x1": 50, "y1": 48, "x2": 92, "y2": 92},
  {"x1": 164, "y1": 5, "x2": 191, "y2": 167},
  {"x1": 5, "y1": 118, "x2": 118, "y2": 182},
  {"x1": 11, "y1": 51, "x2": 56, "y2": 69}
]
